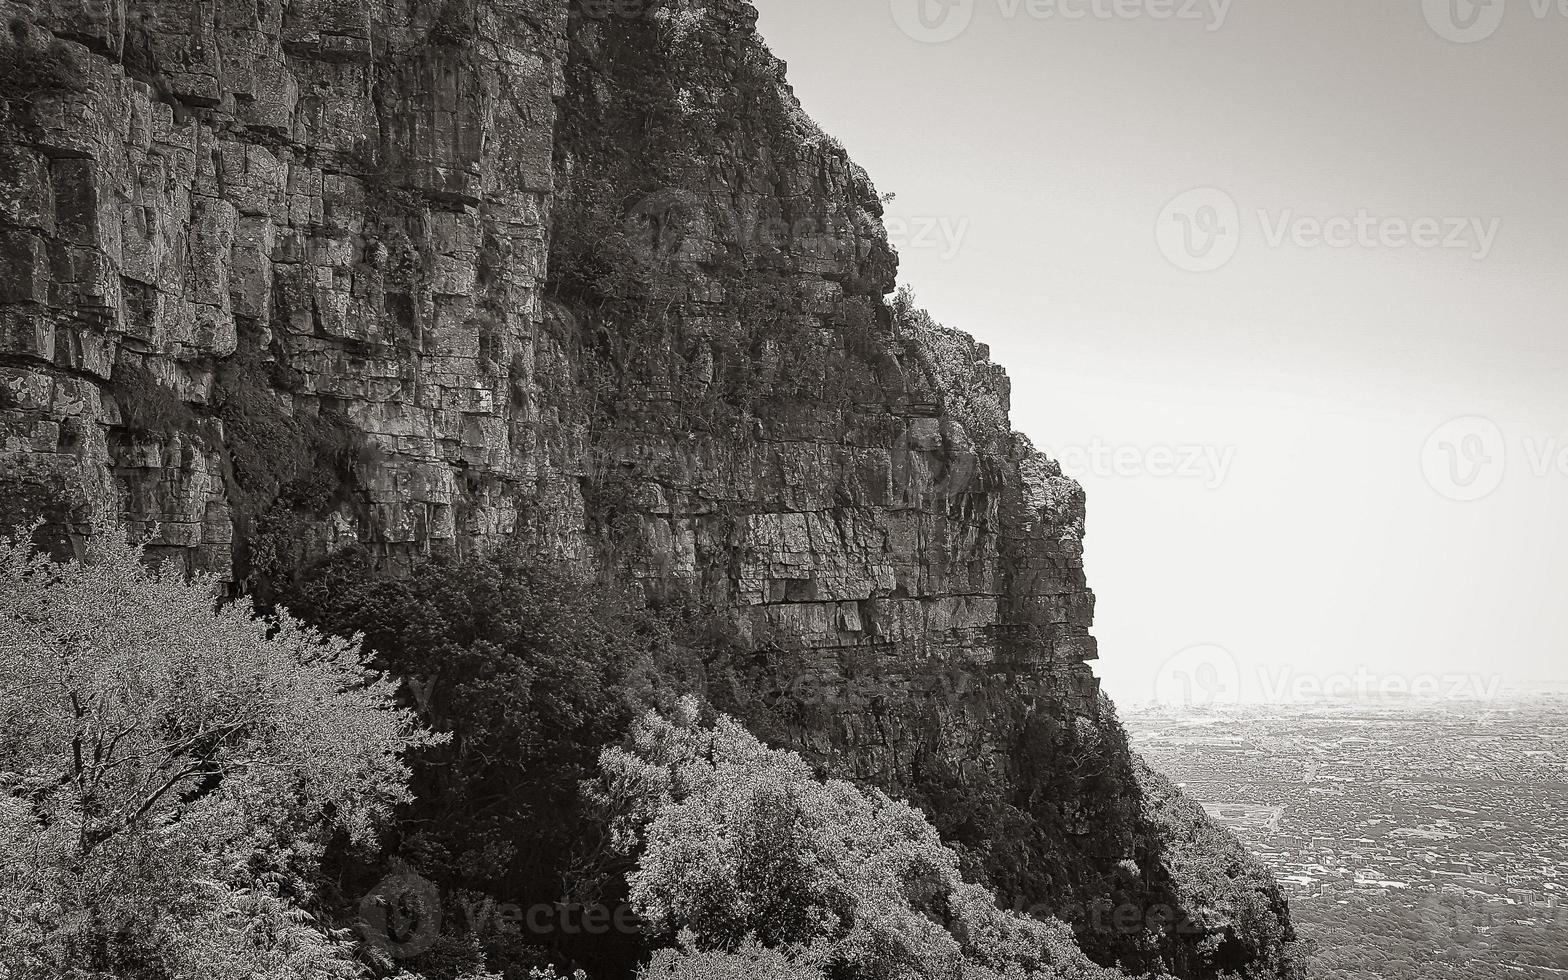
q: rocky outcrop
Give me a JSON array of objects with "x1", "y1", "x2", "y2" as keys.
[
  {"x1": 0, "y1": 1, "x2": 1301, "y2": 976},
  {"x1": 0, "y1": 0, "x2": 565, "y2": 580}
]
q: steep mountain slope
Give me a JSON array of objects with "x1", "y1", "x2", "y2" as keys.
[{"x1": 0, "y1": 0, "x2": 1301, "y2": 976}]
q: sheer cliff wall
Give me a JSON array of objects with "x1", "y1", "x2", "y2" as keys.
[{"x1": 0, "y1": 0, "x2": 1100, "y2": 792}]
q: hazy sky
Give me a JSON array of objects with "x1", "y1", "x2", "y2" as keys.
[{"x1": 752, "y1": 0, "x2": 1568, "y2": 705}]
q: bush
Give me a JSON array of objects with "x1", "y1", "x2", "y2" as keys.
[
  {"x1": 1135, "y1": 761, "x2": 1305, "y2": 980},
  {"x1": 891, "y1": 287, "x2": 1010, "y2": 447},
  {"x1": 287, "y1": 548, "x2": 708, "y2": 977},
  {"x1": 112, "y1": 361, "x2": 196, "y2": 438},
  {"x1": 639, "y1": 934, "x2": 824, "y2": 980},
  {"x1": 213, "y1": 339, "x2": 370, "y2": 519},
  {"x1": 592, "y1": 699, "x2": 1123, "y2": 980},
  {"x1": 0, "y1": 526, "x2": 438, "y2": 978},
  {"x1": 211, "y1": 332, "x2": 376, "y2": 598}
]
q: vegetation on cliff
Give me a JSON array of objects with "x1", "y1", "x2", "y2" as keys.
[
  {"x1": 285, "y1": 544, "x2": 688, "y2": 973},
  {"x1": 0, "y1": 535, "x2": 1143, "y2": 980},
  {"x1": 593, "y1": 698, "x2": 1120, "y2": 980},
  {"x1": 0, "y1": 530, "x2": 436, "y2": 978}
]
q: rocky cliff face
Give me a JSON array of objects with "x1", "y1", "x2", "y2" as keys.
[{"x1": 0, "y1": 1, "x2": 1300, "y2": 976}]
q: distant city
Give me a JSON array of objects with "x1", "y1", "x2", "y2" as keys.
[{"x1": 1123, "y1": 691, "x2": 1568, "y2": 979}]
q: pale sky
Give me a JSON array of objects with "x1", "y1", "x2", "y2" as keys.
[{"x1": 753, "y1": 0, "x2": 1568, "y2": 704}]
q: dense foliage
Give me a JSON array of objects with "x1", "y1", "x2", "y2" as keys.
[
  {"x1": 0, "y1": 529, "x2": 1304, "y2": 980},
  {"x1": 1134, "y1": 763, "x2": 1304, "y2": 980},
  {"x1": 0, "y1": 529, "x2": 436, "y2": 978},
  {"x1": 287, "y1": 547, "x2": 713, "y2": 977},
  {"x1": 593, "y1": 699, "x2": 1121, "y2": 980}
]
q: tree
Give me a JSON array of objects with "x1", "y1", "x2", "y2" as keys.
[
  {"x1": 593, "y1": 698, "x2": 1123, "y2": 980},
  {"x1": 287, "y1": 547, "x2": 705, "y2": 976},
  {"x1": 288, "y1": 547, "x2": 670, "y2": 884},
  {"x1": 0, "y1": 528, "x2": 438, "y2": 978},
  {"x1": 1134, "y1": 760, "x2": 1303, "y2": 980}
]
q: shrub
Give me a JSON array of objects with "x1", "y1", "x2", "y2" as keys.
[
  {"x1": 592, "y1": 699, "x2": 1123, "y2": 980},
  {"x1": 211, "y1": 332, "x2": 376, "y2": 597},
  {"x1": 891, "y1": 287, "x2": 1010, "y2": 447},
  {"x1": 639, "y1": 933, "x2": 825, "y2": 980},
  {"x1": 213, "y1": 340, "x2": 370, "y2": 519},
  {"x1": 0, "y1": 526, "x2": 439, "y2": 977},
  {"x1": 1135, "y1": 760, "x2": 1305, "y2": 980},
  {"x1": 111, "y1": 361, "x2": 196, "y2": 438},
  {"x1": 286, "y1": 548, "x2": 708, "y2": 976}
]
